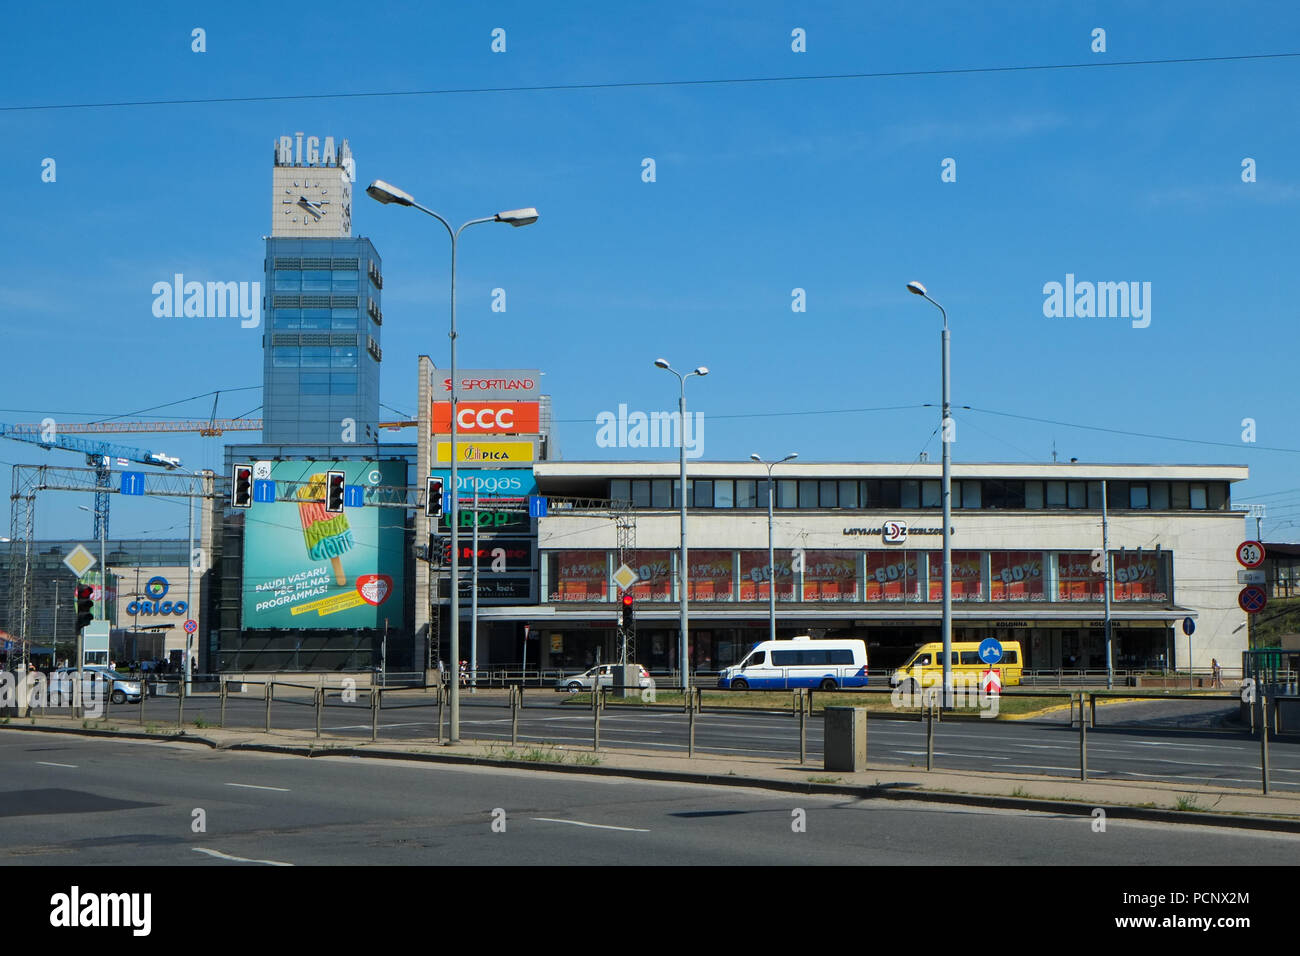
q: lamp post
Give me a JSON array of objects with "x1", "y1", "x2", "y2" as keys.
[
  {"x1": 367, "y1": 179, "x2": 537, "y2": 743},
  {"x1": 906, "y1": 281, "x2": 954, "y2": 709},
  {"x1": 654, "y1": 359, "x2": 708, "y2": 691},
  {"x1": 751, "y1": 453, "x2": 797, "y2": 643}
]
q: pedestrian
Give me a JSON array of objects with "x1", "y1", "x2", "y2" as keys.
[{"x1": 1212, "y1": 658, "x2": 1223, "y2": 688}]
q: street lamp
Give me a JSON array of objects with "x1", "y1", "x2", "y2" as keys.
[
  {"x1": 654, "y1": 359, "x2": 708, "y2": 691},
  {"x1": 906, "y1": 281, "x2": 954, "y2": 708},
  {"x1": 368, "y1": 179, "x2": 537, "y2": 743},
  {"x1": 751, "y1": 454, "x2": 797, "y2": 643}
]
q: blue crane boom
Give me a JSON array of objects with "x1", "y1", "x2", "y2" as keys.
[{"x1": 0, "y1": 423, "x2": 182, "y2": 539}]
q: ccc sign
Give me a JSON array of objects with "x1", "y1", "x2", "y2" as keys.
[{"x1": 432, "y1": 402, "x2": 539, "y2": 434}]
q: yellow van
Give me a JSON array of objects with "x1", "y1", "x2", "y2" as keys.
[{"x1": 889, "y1": 641, "x2": 1023, "y2": 692}]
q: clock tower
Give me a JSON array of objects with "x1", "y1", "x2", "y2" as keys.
[{"x1": 261, "y1": 132, "x2": 382, "y2": 444}]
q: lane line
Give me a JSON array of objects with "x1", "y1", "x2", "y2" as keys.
[
  {"x1": 35, "y1": 761, "x2": 77, "y2": 768},
  {"x1": 194, "y1": 847, "x2": 293, "y2": 866},
  {"x1": 532, "y1": 817, "x2": 649, "y2": 832},
  {"x1": 225, "y1": 782, "x2": 291, "y2": 792}
]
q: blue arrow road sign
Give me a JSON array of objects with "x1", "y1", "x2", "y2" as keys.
[
  {"x1": 528, "y1": 495, "x2": 548, "y2": 518},
  {"x1": 252, "y1": 479, "x2": 276, "y2": 503},
  {"x1": 978, "y1": 637, "x2": 1004, "y2": 665},
  {"x1": 343, "y1": 485, "x2": 365, "y2": 508},
  {"x1": 120, "y1": 472, "x2": 145, "y2": 496},
  {"x1": 1182, "y1": 617, "x2": 1195, "y2": 636}
]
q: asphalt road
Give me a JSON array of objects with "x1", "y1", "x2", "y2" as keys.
[
  {"x1": 93, "y1": 691, "x2": 1300, "y2": 794},
  {"x1": 2, "y1": 732, "x2": 1296, "y2": 865}
]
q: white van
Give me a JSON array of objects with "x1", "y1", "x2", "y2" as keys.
[{"x1": 717, "y1": 636, "x2": 869, "y2": 690}]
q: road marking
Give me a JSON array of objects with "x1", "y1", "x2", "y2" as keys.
[
  {"x1": 194, "y1": 847, "x2": 293, "y2": 866},
  {"x1": 225, "y1": 782, "x2": 291, "y2": 792},
  {"x1": 35, "y1": 761, "x2": 77, "y2": 768},
  {"x1": 532, "y1": 817, "x2": 649, "y2": 832}
]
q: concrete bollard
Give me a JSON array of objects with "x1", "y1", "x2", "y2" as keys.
[{"x1": 823, "y1": 707, "x2": 867, "y2": 773}]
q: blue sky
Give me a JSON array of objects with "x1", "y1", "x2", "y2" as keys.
[{"x1": 2, "y1": 1, "x2": 1298, "y2": 541}]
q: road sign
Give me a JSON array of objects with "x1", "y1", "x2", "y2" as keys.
[
  {"x1": 343, "y1": 484, "x2": 365, "y2": 508},
  {"x1": 252, "y1": 478, "x2": 276, "y2": 503},
  {"x1": 528, "y1": 495, "x2": 548, "y2": 518},
  {"x1": 982, "y1": 669, "x2": 1002, "y2": 695},
  {"x1": 1237, "y1": 541, "x2": 1265, "y2": 569},
  {"x1": 613, "y1": 563, "x2": 638, "y2": 592},
  {"x1": 1182, "y1": 617, "x2": 1195, "y2": 636},
  {"x1": 1237, "y1": 570, "x2": 1266, "y2": 585},
  {"x1": 120, "y1": 471, "x2": 145, "y2": 496},
  {"x1": 183, "y1": 619, "x2": 198, "y2": 634},
  {"x1": 978, "y1": 637, "x2": 1003, "y2": 665},
  {"x1": 1238, "y1": 586, "x2": 1267, "y2": 614},
  {"x1": 62, "y1": 544, "x2": 97, "y2": 577}
]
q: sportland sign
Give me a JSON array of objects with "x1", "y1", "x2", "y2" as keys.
[{"x1": 433, "y1": 369, "x2": 540, "y2": 402}]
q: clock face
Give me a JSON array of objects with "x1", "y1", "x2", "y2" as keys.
[{"x1": 272, "y1": 168, "x2": 351, "y2": 236}]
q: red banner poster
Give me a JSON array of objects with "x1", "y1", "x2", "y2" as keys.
[
  {"x1": 865, "y1": 552, "x2": 920, "y2": 602},
  {"x1": 1112, "y1": 553, "x2": 1167, "y2": 602},
  {"x1": 688, "y1": 550, "x2": 735, "y2": 602},
  {"x1": 989, "y1": 553, "x2": 1045, "y2": 602},
  {"x1": 629, "y1": 550, "x2": 674, "y2": 601},
  {"x1": 549, "y1": 551, "x2": 606, "y2": 602},
  {"x1": 1056, "y1": 551, "x2": 1105, "y2": 602},
  {"x1": 928, "y1": 550, "x2": 982, "y2": 601},
  {"x1": 802, "y1": 551, "x2": 859, "y2": 602},
  {"x1": 739, "y1": 551, "x2": 795, "y2": 602}
]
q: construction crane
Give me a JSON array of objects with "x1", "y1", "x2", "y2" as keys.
[
  {"x1": 0, "y1": 424, "x2": 182, "y2": 539},
  {"x1": 15, "y1": 418, "x2": 418, "y2": 432},
  {"x1": 12, "y1": 419, "x2": 262, "y2": 436}
]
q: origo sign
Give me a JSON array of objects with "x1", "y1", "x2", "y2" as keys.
[
  {"x1": 432, "y1": 402, "x2": 539, "y2": 434},
  {"x1": 126, "y1": 576, "x2": 188, "y2": 617}
]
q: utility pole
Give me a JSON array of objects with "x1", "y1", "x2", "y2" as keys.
[{"x1": 1102, "y1": 480, "x2": 1113, "y2": 690}]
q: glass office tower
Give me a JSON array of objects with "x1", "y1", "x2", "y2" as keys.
[{"x1": 262, "y1": 237, "x2": 383, "y2": 443}]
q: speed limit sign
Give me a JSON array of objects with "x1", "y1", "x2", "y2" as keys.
[{"x1": 1236, "y1": 541, "x2": 1265, "y2": 569}]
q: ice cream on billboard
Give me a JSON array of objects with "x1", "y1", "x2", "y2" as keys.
[{"x1": 297, "y1": 473, "x2": 354, "y2": 585}]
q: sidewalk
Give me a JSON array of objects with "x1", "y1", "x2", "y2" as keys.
[{"x1": 5, "y1": 711, "x2": 1298, "y2": 832}]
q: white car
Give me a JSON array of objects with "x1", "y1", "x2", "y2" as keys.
[
  {"x1": 555, "y1": 664, "x2": 651, "y2": 693},
  {"x1": 52, "y1": 666, "x2": 143, "y2": 705}
]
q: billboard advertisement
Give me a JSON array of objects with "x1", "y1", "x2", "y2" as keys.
[{"x1": 241, "y1": 459, "x2": 405, "y2": 629}]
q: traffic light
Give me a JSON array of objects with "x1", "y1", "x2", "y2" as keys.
[
  {"x1": 620, "y1": 591, "x2": 634, "y2": 628},
  {"x1": 231, "y1": 464, "x2": 253, "y2": 509},
  {"x1": 75, "y1": 585, "x2": 95, "y2": 631},
  {"x1": 426, "y1": 476, "x2": 444, "y2": 518},
  {"x1": 325, "y1": 470, "x2": 346, "y2": 514}
]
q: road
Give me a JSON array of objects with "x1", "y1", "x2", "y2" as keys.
[
  {"x1": 91, "y1": 691, "x2": 1300, "y2": 793},
  {"x1": 2, "y1": 732, "x2": 1296, "y2": 865}
]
